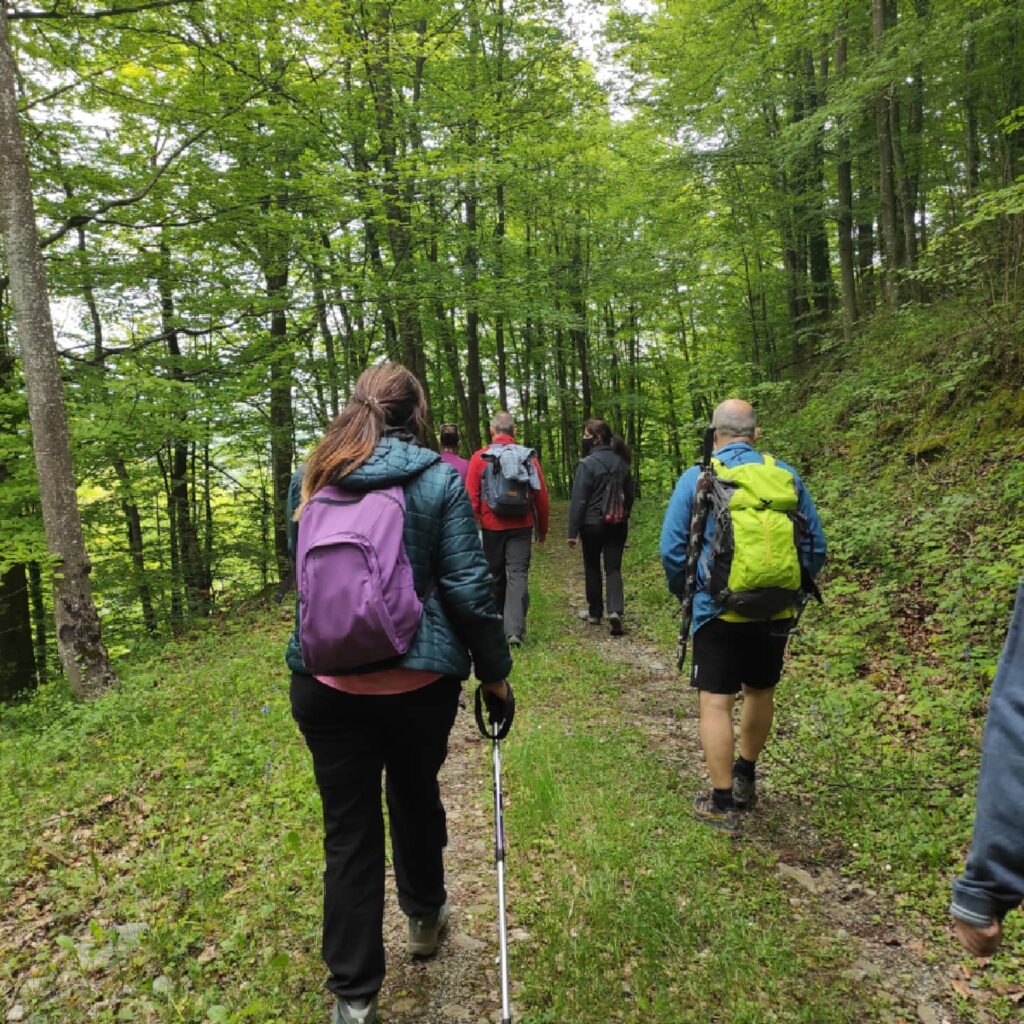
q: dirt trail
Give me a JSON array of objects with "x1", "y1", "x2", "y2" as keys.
[{"x1": 376, "y1": 706, "x2": 510, "y2": 1024}]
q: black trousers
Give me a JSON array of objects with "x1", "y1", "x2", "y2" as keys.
[
  {"x1": 580, "y1": 522, "x2": 628, "y2": 618},
  {"x1": 290, "y1": 671, "x2": 461, "y2": 999}
]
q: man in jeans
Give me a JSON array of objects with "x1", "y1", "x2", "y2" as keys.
[
  {"x1": 660, "y1": 399, "x2": 826, "y2": 834},
  {"x1": 467, "y1": 412, "x2": 550, "y2": 646}
]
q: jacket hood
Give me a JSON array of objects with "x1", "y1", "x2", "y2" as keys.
[{"x1": 337, "y1": 436, "x2": 440, "y2": 491}]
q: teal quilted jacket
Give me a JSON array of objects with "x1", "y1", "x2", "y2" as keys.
[{"x1": 286, "y1": 435, "x2": 512, "y2": 684}]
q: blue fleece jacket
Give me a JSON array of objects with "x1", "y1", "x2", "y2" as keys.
[
  {"x1": 951, "y1": 582, "x2": 1024, "y2": 925},
  {"x1": 659, "y1": 441, "x2": 827, "y2": 634}
]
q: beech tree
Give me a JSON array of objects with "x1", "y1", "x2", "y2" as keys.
[{"x1": 0, "y1": 7, "x2": 116, "y2": 698}]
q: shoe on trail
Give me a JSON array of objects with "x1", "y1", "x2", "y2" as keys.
[
  {"x1": 732, "y1": 772, "x2": 757, "y2": 811},
  {"x1": 408, "y1": 899, "x2": 450, "y2": 957},
  {"x1": 577, "y1": 609, "x2": 601, "y2": 625},
  {"x1": 693, "y1": 793, "x2": 741, "y2": 836},
  {"x1": 608, "y1": 613, "x2": 623, "y2": 636},
  {"x1": 332, "y1": 994, "x2": 378, "y2": 1024}
]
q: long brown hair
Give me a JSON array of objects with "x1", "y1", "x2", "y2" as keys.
[
  {"x1": 584, "y1": 417, "x2": 632, "y2": 463},
  {"x1": 298, "y1": 363, "x2": 427, "y2": 515}
]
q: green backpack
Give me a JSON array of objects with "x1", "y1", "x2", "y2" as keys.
[{"x1": 705, "y1": 454, "x2": 806, "y2": 620}]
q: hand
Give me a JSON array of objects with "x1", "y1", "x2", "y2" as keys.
[
  {"x1": 567, "y1": 537, "x2": 578, "y2": 548},
  {"x1": 475, "y1": 680, "x2": 515, "y2": 740},
  {"x1": 953, "y1": 916, "x2": 1003, "y2": 957},
  {"x1": 535, "y1": 534, "x2": 546, "y2": 545}
]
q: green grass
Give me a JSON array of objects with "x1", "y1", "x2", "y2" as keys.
[
  {"x1": 2, "y1": 560, "x2": 877, "y2": 1023},
  {"x1": 504, "y1": 571, "x2": 869, "y2": 1024},
  {"x1": 0, "y1": 606, "x2": 327, "y2": 1023}
]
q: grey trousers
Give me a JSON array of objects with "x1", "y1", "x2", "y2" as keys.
[{"x1": 482, "y1": 526, "x2": 533, "y2": 639}]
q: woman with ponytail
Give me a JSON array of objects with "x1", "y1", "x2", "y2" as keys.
[
  {"x1": 567, "y1": 418, "x2": 635, "y2": 636},
  {"x1": 286, "y1": 363, "x2": 514, "y2": 1024}
]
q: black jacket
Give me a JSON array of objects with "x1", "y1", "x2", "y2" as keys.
[{"x1": 568, "y1": 447, "x2": 634, "y2": 538}]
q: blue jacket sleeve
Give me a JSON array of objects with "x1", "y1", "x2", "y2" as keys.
[
  {"x1": 951, "y1": 582, "x2": 1024, "y2": 925},
  {"x1": 660, "y1": 467, "x2": 698, "y2": 598}
]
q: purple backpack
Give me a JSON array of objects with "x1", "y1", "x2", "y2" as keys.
[{"x1": 296, "y1": 483, "x2": 425, "y2": 673}]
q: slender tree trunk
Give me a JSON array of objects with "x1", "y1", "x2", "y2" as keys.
[
  {"x1": 158, "y1": 238, "x2": 209, "y2": 615},
  {"x1": 873, "y1": 0, "x2": 901, "y2": 306},
  {"x1": 0, "y1": 9, "x2": 116, "y2": 697},
  {"x1": 569, "y1": 219, "x2": 591, "y2": 419},
  {"x1": 76, "y1": 223, "x2": 157, "y2": 631},
  {"x1": 0, "y1": 563, "x2": 35, "y2": 699},
  {"x1": 313, "y1": 236, "x2": 340, "y2": 419},
  {"x1": 265, "y1": 267, "x2": 294, "y2": 582},
  {"x1": 964, "y1": 12, "x2": 981, "y2": 195},
  {"x1": 836, "y1": 19, "x2": 859, "y2": 335},
  {"x1": 28, "y1": 560, "x2": 46, "y2": 684}
]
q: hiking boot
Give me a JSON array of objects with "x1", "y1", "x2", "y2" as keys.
[
  {"x1": 608, "y1": 613, "x2": 623, "y2": 636},
  {"x1": 693, "y1": 793, "x2": 741, "y2": 836},
  {"x1": 577, "y1": 610, "x2": 601, "y2": 625},
  {"x1": 332, "y1": 995, "x2": 378, "y2": 1024},
  {"x1": 732, "y1": 772, "x2": 757, "y2": 812},
  {"x1": 408, "y1": 900, "x2": 450, "y2": 957},
  {"x1": 507, "y1": 635, "x2": 523, "y2": 647}
]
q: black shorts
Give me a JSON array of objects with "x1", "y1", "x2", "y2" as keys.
[{"x1": 690, "y1": 616, "x2": 791, "y2": 695}]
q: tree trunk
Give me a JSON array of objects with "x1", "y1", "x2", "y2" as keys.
[
  {"x1": 28, "y1": 560, "x2": 46, "y2": 685},
  {"x1": 569, "y1": 220, "x2": 591, "y2": 419},
  {"x1": 158, "y1": 238, "x2": 210, "y2": 615},
  {"x1": 873, "y1": 0, "x2": 901, "y2": 306},
  {"x1": 76, "y1": 223, "x2": 157, "y2": 631},
  {"x1": 265, "y1": 267, "x2": 294, "y2": 582},
  {"x1": 0, "y1": 562, "x2": 35, "y2": 700},
  {"x1": 836, "y1": 19, "x2": 859, "y2": 335},
  {"x1": 964, "y1": 12, "x2": 981, "y2": 195},
  {"x1": 0, "y1": 9, "x2": 116, "y2": 698}
]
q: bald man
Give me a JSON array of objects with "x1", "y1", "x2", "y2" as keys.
[{"x1": 660, "y1": 400, "x2": 826, "y2": 834}]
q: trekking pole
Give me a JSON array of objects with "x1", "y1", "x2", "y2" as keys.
[
  {"x1": 475, "y1": 685, "x2": 515, "y2": 1024},
  {"x1": 491, "y1": 724, "x2": 512, "y2": 1024},
  {"x1": 677, "y1": 426, "x2": 717, "y2": 670}
]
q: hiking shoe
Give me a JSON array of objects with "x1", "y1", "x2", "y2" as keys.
[
  {"x1": 693, "y1": 793, "x2": 741, "y2": 835},
  {"x1": 408, "y1": 900, "x2": 450, "y2": 957},
  {"x1": 332, "y1": 995, "x2": 378, "y2": 1024},
  {"x1": 608, "y1": 613, "x2": 623, "y2": 636},
  {"x1": 507, "y1": 635, "x2": 523, "y2": 647},
  {"x1": 732, "y1": 772, "x2": 757, "y2": 812},
  {"x1": 577, "y1": 609, "x2": 601, "y2": 625}
]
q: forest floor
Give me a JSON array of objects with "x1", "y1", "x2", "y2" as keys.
[{"x1": 0, "y1": 505, "x2": 1012, "y2": 1024}]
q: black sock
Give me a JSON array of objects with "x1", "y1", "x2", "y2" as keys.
[
  {"x1": 733, "y1": 757, "x2": 756, "y2": 781},
  {"x1": 712, "y1": 787, "x2": 735, "y2": 811}
]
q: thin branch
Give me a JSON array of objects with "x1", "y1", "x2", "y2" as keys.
[{"x1": 7, "y1": 0, "x2": 202, "y2": 21}]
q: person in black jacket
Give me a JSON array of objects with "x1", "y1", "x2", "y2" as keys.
[{"x1": 567, "y1": 418, "x2": 635, "y2": 636}]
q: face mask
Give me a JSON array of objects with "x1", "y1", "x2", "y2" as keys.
[{"x1": 581, "y1": 436, "x2": 594, "y2": 455}]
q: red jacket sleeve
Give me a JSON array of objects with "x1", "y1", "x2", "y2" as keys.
[
  {"x1": 466, "y1": 450, "x2": 485, "y2": 521},
  {"x1": 531, "y1": 457, "x2": 550, "y2": 539}
]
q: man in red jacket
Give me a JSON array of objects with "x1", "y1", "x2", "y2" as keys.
[{"x1": 467, "y1": 411, "x2": 550, "y2": 646}]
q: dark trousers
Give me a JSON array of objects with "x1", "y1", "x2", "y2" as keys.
[
  {"x1": 580, "y1": 523, "x2": 628, "y2": 618},
  {"x1": 482, "y1": 526, "x2": 533, "y2": 638},
  {"x1": 290, "y1": 672, "x2": 461, "y2": 999}
]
